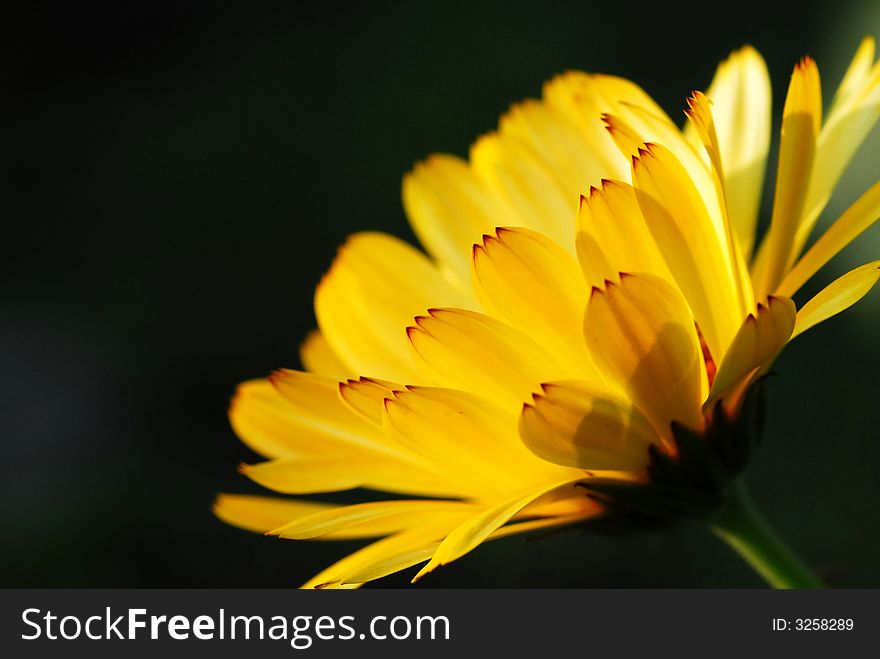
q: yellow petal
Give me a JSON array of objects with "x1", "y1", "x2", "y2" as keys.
[
  {"x1": 308, "y1": 507, "x2": 597, "y2": 588},
  {"x1": 603, "y1": 104, "x2": 723, "y2": 242},
  {"x1": 382, "y1": 386, "x2": 577, "y2": 495},
  {"x1": 240, "y1": 454, "x2": 464, "y2": 499},
  {"x1": 498, "y1": 99, "x2": 611, "y2": 199},
  {"x1": 543, "y1": 72, "x2": 669, "y2": 139},
  {"x1": 791, "y1": 261, "x2": 880, "y2": 340},
  {"x1": 583, "y1": 273, "x2": 706, "y2": 435},
  {"x1": 601, "y1": 113, "x2": 643, "y2": 160},
  {"x1": 249, "y1": 370, "x2": 473, "y2": 498},
  {"x1": 412, "y1": 478, "x2": 586, "y2": 582},
  {"x1": 229, "y1": 379, "x2": 338, "y2": 460},
  {"x1": 798, "y1": 39, "x2": 880, "y2": 253},
  {"x1": 777, "y1": 180, "x2": 880, "y2": 297},
  {"x1": 631, "y1": 143, "x2": 744, "y2": 357},
  {"x1": 707, "y1": 296, "x2": 796, "y2": 407},
  {"x1": 519, "y1": 381, "x2": 658, "y2": 470},
  {"x1": 402, "y1": 154, "x2": 498, "y2": 285},
  {"x1": 833, "y1": 37, "x2": 877, "y2": 107},
  {"x1": 684, "y1": 46, "x2": 771, "y2": 259},
  {"x1": 684, "y1": 90, "x2": 754, "y2": 315},
  {"x1": 315, "y1": 232, "x2": 475, "y2": 383},
  {"x1": 407, "y1": 308, "x2": 575, "y2": 412},
  {"x1": 487, "y1": 509, "x2": 597, "y2": 537},
  {"x1": 469, "y1": 133, "x2": 575, "y2": 248},
  {"x1": 213, "y1": 494, "x2": 463, "y2": 543},
  {"x1": 576, "y1": 179, "x2": 673, "y2": 287},
  {"x1": 301, "y1": 518, "x2": 466, "y2": 589},
  {"x1": 271, "y1": 500, "x2": 477, "y2": 540},
  {"x1": 213, "y1": 493, "x2": 334, "y2": 534},
  {"x1": 298, "y1": 330, "x2": 351, "y2": 380},
  {"x1": 330, "y1": 537, "x2": 445, "y2": 587},
  {"x1": 268, "y1": 370, "x2": 403, "y2": 457},
  {"x1": 338, "y1": 377, "x2": 400, "y2": 427},
  {"x1": 754, "y1": 57, "x2": 822, "y2": 296},
  {"x1": 472, "y1": 227, "x2": 597, "y2": 378},
  {"x1": 540, "y1": 72, "x2": 637, "y2": 180}
]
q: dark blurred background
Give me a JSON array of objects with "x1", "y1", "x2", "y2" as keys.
[{"x1": 2, "y1": 1, "x2": 879, "y2": 587}]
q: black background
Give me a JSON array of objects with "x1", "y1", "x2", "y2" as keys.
[{"x1": 2, "y1": 1, "x2": 879, "y2": 587}]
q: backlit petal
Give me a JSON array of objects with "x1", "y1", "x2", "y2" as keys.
[
  {"x1": 338, "y1": 377, "x2": 400, "y2": 428},
  {"x1": 383, "y1": 387, "x2": 578, "y2": 495},
  {"x1": 684, "y1": 90, "x2": 754, "y2": 314},
  {"x1": 253, "y1": 370, "x2": 476, "y2": 498},
  {"x1": 299, "y1": 330, "x2": 351, "y2": 380},
  {"x1": 407, "y1": 308, "x2": 575, "y2": 412},
  {"x1": 685, "y1": 46, "x2": 771, "y2": 259},
  {"x1": 271, "y1": 500, "x2": 477, "y2": 540},
  {"x1": 240, "y1": 454, "x2": 464, "y2": 499},
  {"x1": 499, "y1": 99, "x2": 612, "y2": 201},
  {"x1": 707, "y1": 296, "x2": 796, "y2": 407},
  {"x1": 797, "y1": 39, "x2": 880, "y2": 253},
  {"x1": 301, "y1": 519, "x2": 466, "y2": 589},
  {"x1": 791, "y1": 261, "x2": 880, "y2": 339},
  {"x1": 315, "y1": 232, "x2": 475, "y2": 383},
  {"x1": 584, "y1": 273, "x2": 706, "y2": 435},
  {"x1": 318, "y1": 509, "x2": 597, "y2": 588},
  {"x1": 576, "y1": 179, "x2": 673, "y2": 288},
  {"x1": 213, "y1": 494, "x2": 334, "y2": 535},
  {"x1": 403, "y1": 154, "x2": 498, "y2": 284},
  {"x1": 229, "y1": 379, "x2": 342, "y2": 460},
  {"x1": 631, "y1": 144, "x2": 744, "y2": 357},
  {"x1": 412, "y1": 479, "x2": 588, "y2": 582},
  {"x1": 472, "y1": 227, "x2": 597, "y2": 378},
  {"x1": 268, "y1": 370, "x2": 402, "y2": 457},
  {"x1": 470, "y1": 133, "x2": 575, "y2": 248},
  {"x1": 540, "y1": 72, "x2": 640, "y2": 180},
  {"x1": 777, "y1": 180, "x2": 880, "y2": 297},
  {"x1": 603, "y1": 105, "x2": 723, "y2": 243},
  {"x1": 754, "y1": 58, "x2": 822, "y2": 296},
  {"x1": 519, "y1": 381, "x2": 657, "y2": 471}
]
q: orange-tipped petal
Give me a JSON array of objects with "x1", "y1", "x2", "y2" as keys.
[
  {"x1": 583, "y1": 273, "x2": 706, "y2": 436},
  {"x1": 707, "y1": 296, "x2": 797, "y2": 407},
  {"x1": 519, "y1": 381, "x2": 658, "y2": 471}
]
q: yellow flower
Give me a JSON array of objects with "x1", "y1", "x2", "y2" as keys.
[{"x1": 216, "y1": 40, "x2": 880, "y2": 588}]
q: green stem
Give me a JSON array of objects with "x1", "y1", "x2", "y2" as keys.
[{"x1": 710, "y1": 482, "x2": 824, "y2": 589}]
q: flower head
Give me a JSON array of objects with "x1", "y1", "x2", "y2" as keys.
[{"x1": 216, "y1": 40, "x2": 880, "y2": 588}]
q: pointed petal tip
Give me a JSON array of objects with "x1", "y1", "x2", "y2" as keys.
[
  {"x1": 411, "y1": 562, "x2": 436, "y2": 583},
  {"x1": 211, "y1": 493, "x2": 229, "y2": 515},
  {"x1": 733, "y1": 44, "x2": 759, "y2": 57}
]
